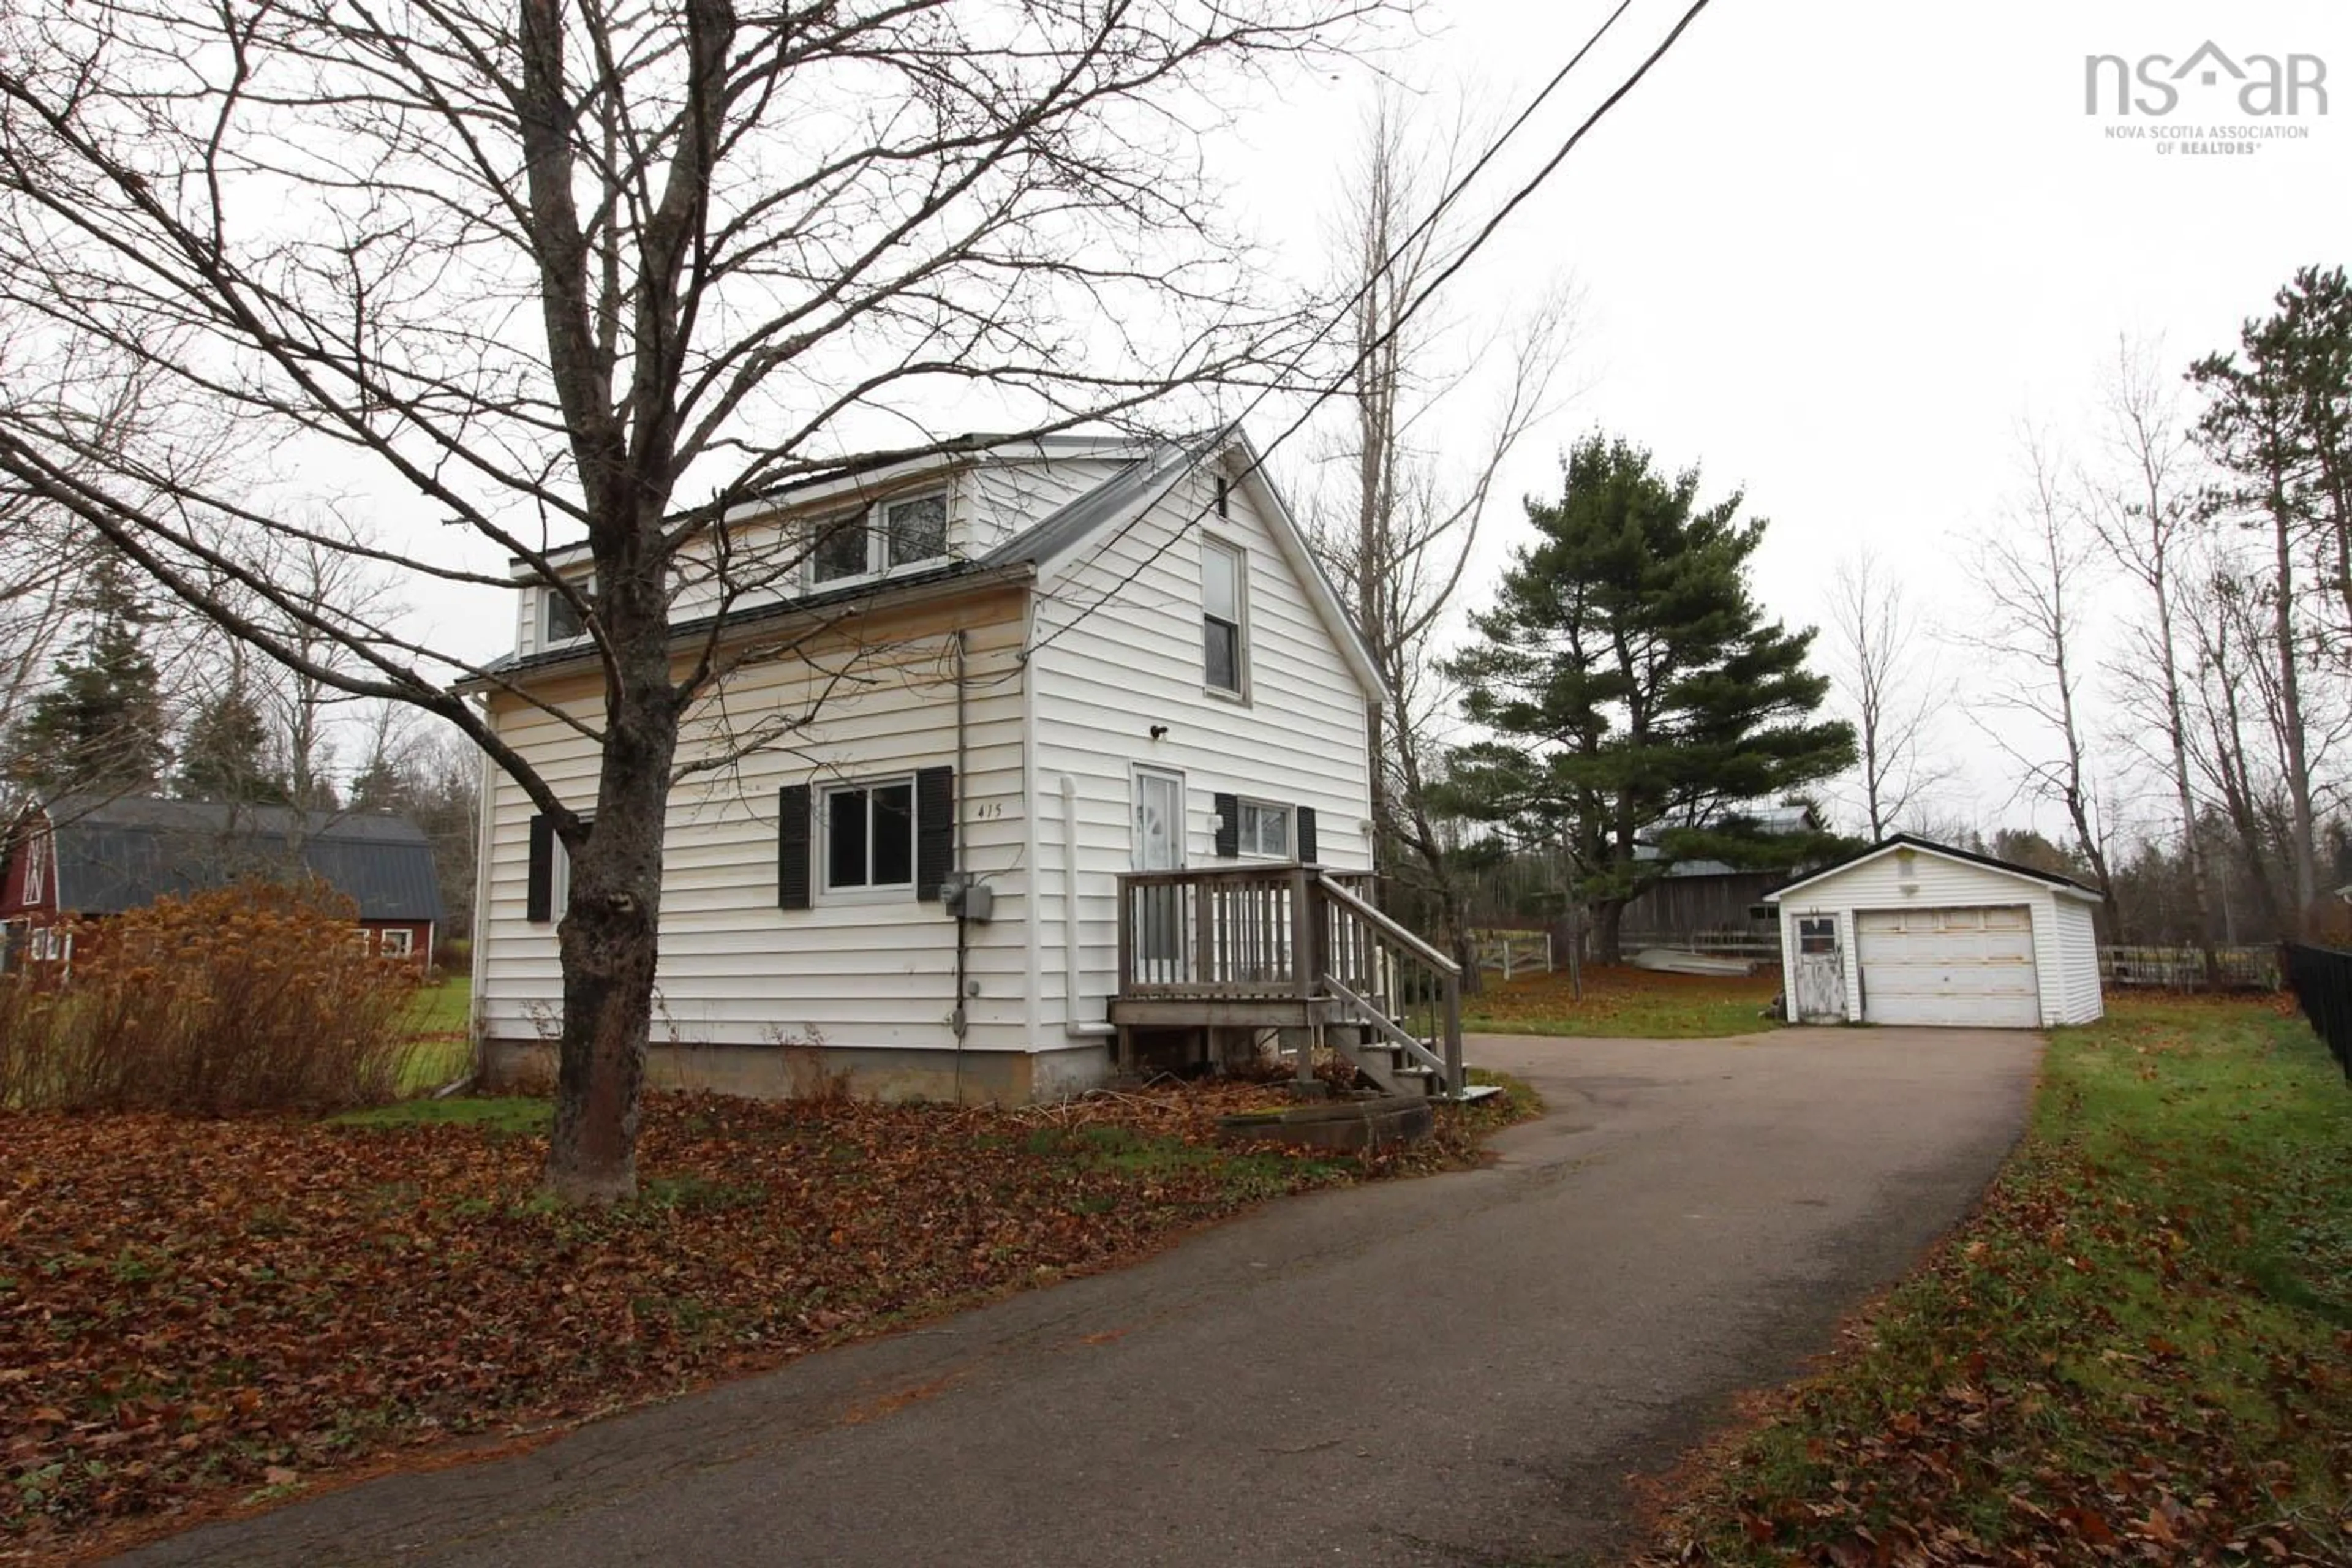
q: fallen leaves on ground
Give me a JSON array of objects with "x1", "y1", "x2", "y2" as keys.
[{"x1": 1, "y1": 1077, "x2": 1509, "y2": 1557}]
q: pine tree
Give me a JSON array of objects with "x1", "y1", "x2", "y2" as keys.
[
  {"x1": 174, "y1": 682, "x2": 287, "y2": 804},
  {"x1": 4, "y1": 551, "x2": 172, "y2": 797},
  {"x1": 1444, "y1": 434, "x2": 1855, "y2": 962}
]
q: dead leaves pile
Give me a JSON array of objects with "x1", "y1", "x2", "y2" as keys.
[{"x1": 0, "y1": 1082, "x2": 1461, "y2": 1555}]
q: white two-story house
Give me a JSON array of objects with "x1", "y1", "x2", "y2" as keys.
[{"x1": 469, "y1": 428, "x2": 1464, "y2": 1104}]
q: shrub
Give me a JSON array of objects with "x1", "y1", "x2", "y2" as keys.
[{"x1": 0, "y1": 880, "x2": 422, "y2": 1114}]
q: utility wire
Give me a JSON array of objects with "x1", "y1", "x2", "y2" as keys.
[{"x1": 1019, "y1": 0, "x2": 1716, "y2": 668}]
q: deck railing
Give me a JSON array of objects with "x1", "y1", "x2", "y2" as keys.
[
  {"x1": 1117, "y1": 865, "x2": 1373, "y2": 997},
  {"x1": 1114, "y1": 864, "x2": 1462, "y2": 1093}
]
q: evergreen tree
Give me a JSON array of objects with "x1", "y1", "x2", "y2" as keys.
[
  {"x1": 174, "y1": 681, "x2": 287, "y2": 804},
  {"x1": 4, "y1": 550, "x2": 172, "y2": 797},
  {"x1": 1444, "y1": 434, "x2": 1855, "y2": 962}
]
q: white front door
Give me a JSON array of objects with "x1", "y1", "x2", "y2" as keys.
[
  {"x1": 1858, "y1": 905, "x2": 2041, "y2": 1028},
  {"x1": 1133, "y1": 767, "x2": 1185, "y2": 871},
  {"x1": 1131, "y1": 767, "x2": 1186, "y2": 981}
]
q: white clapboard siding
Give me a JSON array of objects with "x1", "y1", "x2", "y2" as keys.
[
  {"x1": 1771, "y1": 843, "x2": 2103, "y2": 1028},
  {"x1": 2052, "y1": 896, "x2": 2101, "y2": 1024},
  {"x1": 965, "y1": 454, "x2": 1125, "y2": 554},
  {"x1": 1026, "y1": 461, "x2": 1375, "y2": 1022},
  {"x1": 477, "y1": 593, "x2": 1034, "y2": 1055}
]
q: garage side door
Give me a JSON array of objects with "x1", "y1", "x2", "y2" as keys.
[{"x1": 1857, "y1": 906, "x2": 2040, "y2": 1028}]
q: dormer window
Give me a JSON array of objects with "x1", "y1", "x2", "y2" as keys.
[
  {"x1": 809, "y1": 490, "x2": 950, "y2": 587},
  {"x1": 543, "y1": 575, "x2": 592, "y2": 645},
  {"x1": 812, "y1": 511, "x2": 870, "y2": 584},
  {"x1": 886, "y1": 494, "x2": 947, "y2": 567}
]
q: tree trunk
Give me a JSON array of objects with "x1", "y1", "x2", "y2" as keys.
[
  {"x1": 545, "y1": 638, "x2": 676, "y2": 1202},
  {"x1": 2152, "y1": 581, "x2": 2218, "y2": 982},
  {"x1": 1592, "y1": 897, "x2": 1626, "y2": 966},
  {"x1": 2271, "y1": 507, "x2": 2319, "y2": 936}
]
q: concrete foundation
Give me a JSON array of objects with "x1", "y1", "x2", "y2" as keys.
[{"x1": 481, "y1": 1036, "x2": 1115, "y2": 1105}]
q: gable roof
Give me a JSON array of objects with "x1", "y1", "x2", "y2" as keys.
[
  {"x1": 1762, "y1": 833, "x2": 2105, "y2": 903},
  {"x1": 990, "y1": 425, "x2": 1385, "y2": 704},
  {"x1": 481, "y1": 424, "x2": 1389, "y2": 703},
  {"x1": 34, "y1": 795, "x2": 446, "y2": 921}
]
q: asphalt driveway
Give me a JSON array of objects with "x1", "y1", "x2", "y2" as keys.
[{"x1": 121, "y1": 1027, "x2": 2041, "y2": 1567}]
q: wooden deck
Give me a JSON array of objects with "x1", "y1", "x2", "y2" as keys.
[{"x1": 1110, "y1": 865, "x2": 1464, "y2": 1096}]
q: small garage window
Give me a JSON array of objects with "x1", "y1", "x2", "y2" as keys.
[{"x1": 1797, "y1": 916, "x2": 1837, "y2": 954}]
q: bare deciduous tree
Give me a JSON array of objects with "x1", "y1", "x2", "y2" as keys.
[
  {"x1": 2192, "y1": 325, "x2": 2327, "y2": 934},
  {"x1": 1308, "y1": 91, "x2": 1576, "y2": 982},
  {"x1": 1822, "y1": 549, "x2": 1942, "y2": 840},
  {"x1": 0, "y1": 0, "x2": 1388, "y2": 1199},
  {"x1": 1966, "y1": 434, "x2": 2113, "y2": 924},
  {"x1": 2086, "y1": 336, "x2": 2216, "y2": 974}
]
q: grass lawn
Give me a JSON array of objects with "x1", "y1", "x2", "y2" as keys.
[
  {"x1": 1637, "y1": 994, "x2": 2352, "y2": 1565},
  {"x1": 0, "y1": 1073, "x2": 1535, "y2": 1558},
  {"x1": 1463, "y1": 963, "x2": 1777, "y2": 1039},
  {"x1": 396, "y1": 976, "x2": 471, "y2": 1091}
]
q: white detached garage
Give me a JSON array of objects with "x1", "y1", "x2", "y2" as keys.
[{"x1": 1765, "y1": 835, "x2": 2103, "y2": 1029}]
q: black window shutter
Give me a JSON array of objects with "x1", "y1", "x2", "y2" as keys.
[
  {"x1": 915, "y1": 766, "x2": 954, "y2": 902},
  {"x1": 526, "y1": 813, "x2": 554, "y2": 922},
  {"x1": 1213, "y1": 792, "x2": 1240, "y2": 858},
  {"x1": 777, "y1": 785, "x2": 812, "y2": 910},
  {"x1": 1295, "y1": 805, "x2": 1317, "y2": 865}
]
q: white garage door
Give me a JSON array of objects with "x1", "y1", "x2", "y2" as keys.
[{"x1": 1857, "y1": 907, "x2": 2040, "y2": 1028}]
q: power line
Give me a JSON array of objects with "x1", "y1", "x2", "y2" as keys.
[{"x1": 1019, "y1": 0, "x2": 1718, "y2": 668}]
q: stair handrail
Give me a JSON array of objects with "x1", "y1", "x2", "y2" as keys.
[
  {"x1": 1313, "y1": 873, "x2": 1460, "y2": 976},
  {"x1": 1322, "y1": 973, "x2": 1449, "y2": 1078},
  {"x1": 1314, "y1": 872, "x2": 1464, "y2": 1097}
]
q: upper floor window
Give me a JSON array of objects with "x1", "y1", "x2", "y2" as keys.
[
  {"x1": 22, "y1": 831, "x2": 47, "y2": 903},
  {"x1": 1202, "y1": 538, "x2": 1246, "y2": 696},
  {"x1": 811, "y1": 491, "x2": 950, "y2": 587},
  {"x1": 543, "y1": 575, "x2": 592, "y2": 645}
]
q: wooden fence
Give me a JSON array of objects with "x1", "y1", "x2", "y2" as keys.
[
  {"x1": 2097, "y1": 946, "x2": 2280, "y2": 992},
  {"x1": 1469, "y1": 929, "x2": 1552, "y2": 980}
]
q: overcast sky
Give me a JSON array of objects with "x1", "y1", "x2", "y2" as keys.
[
  {"x1": 1210, "y1": 0, "x2": 2352, "y2": 840},
  {"x1": 389, "y1": 0, "x2": 2352, "y2": 839}
]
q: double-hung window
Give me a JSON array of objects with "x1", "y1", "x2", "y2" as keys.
[
  {"x1": 824, "y1": 777, "x2": 916, "y2": 892},
  {"x1": 1237, "y1": 800, "x2": 1291, "y2": 858},
  {"x1": 1202, "y1": 538, "x2": 1246, "y2": 696},
  {"x1": 810, "y1": 491, "x2": 950, "y2": 586}
]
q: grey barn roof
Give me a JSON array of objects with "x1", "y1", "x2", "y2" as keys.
[{"x1": 40, "y1": 794, "x2": 447, "y2": 922}]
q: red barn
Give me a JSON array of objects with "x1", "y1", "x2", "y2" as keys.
[{"x1": 0, "y1": 795, "x2": 445, "y2": 974}]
